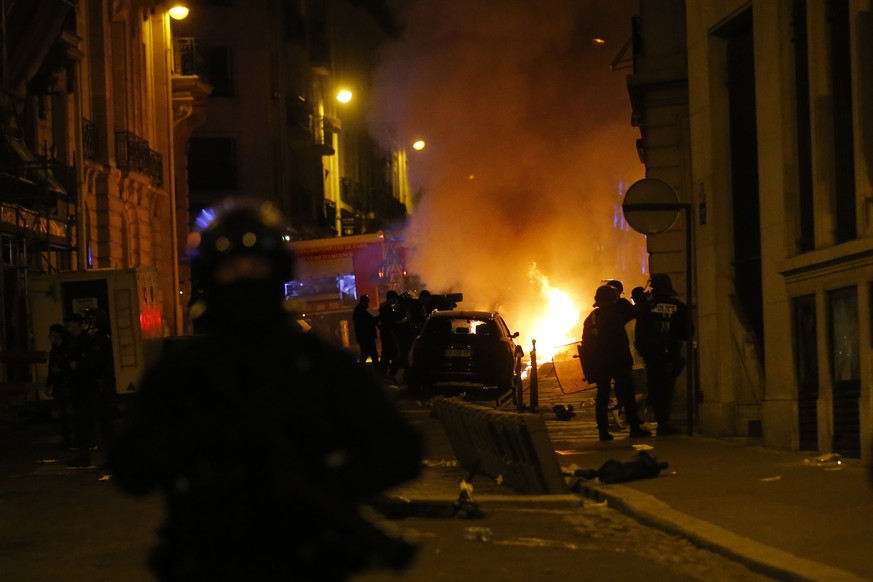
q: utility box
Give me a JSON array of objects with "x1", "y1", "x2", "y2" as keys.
[{"x1": 29, "y1": 268, "x2": 166, "y2": 395}]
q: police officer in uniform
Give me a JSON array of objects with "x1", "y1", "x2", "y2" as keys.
[
  {"x1": 352, "y1": 294, "x2": 380, "y2": 365},
  {"x1": 110, "y1": 199, "x2": 422, "y2": 581},
  {"x1": 580, "y1": 285, "x2": 650, "y2": 441},
  {"x1": 634, "y1": 273, "x2": 694, "y2": 436},
  {"x1": 378, "y1": 290, "x2": 407, "y2": 382}
]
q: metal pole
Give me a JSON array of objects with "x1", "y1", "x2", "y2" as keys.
[
  {"x1": 529, "y1": 339, "x2": 538, "y2": 411},
  {"x1": 684, "y1": 208, "x2": 694, "y2": 436},
  {"x1": 1, "y1": 0, "x2": 7, "y2": 89}
]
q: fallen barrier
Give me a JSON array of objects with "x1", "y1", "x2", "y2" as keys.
[{"x1": 432, "y1": 396, "x2": 568, "y2": 494}]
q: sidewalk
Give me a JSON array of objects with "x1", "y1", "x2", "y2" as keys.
[{"x1": 397, "y1": 370, "x2": 873, "y2": 582}]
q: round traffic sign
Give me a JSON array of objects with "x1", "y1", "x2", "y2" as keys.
[{"x1": 622, "y1": 178, "x2": 681, "y2": 235}]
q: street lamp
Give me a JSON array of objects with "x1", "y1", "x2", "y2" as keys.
[
  {"x1": 168, "y1": 3, "x2": 189, "y2": 20},
  {"x1": 336, "y1": 89, "x2": 352, "y2": 103},
  {"x1": 412, "y1": 140, "x2": 425, "y2": 151}
]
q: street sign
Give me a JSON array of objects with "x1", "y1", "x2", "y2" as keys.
[{"x1": 622, "y1": 178, "x2": 681, "y2": 235}]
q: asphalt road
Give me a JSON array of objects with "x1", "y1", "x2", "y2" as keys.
[
  {"x1": 353, "y1": 501, "x2": 776, "y2": 582},
  {"x1": 0, "y1": 399, "x2": 777, "y2": 581}
]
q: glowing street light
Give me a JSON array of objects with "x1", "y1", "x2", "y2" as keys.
[
  {"x1": 168, "y1": 3, "x2": 190, "y2": 20},
  {"x1": 336, "y1": 89, "x2": 353, "y2": 103},
  {"x1": 412, "y1": 140, "x2": 426, "y2": 151}
]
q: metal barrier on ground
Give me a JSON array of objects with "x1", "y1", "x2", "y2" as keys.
[{"x1": 433, "y1": 396, "x2": 568, "y2": 494}]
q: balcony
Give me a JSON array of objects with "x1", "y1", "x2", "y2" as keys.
[
  {"x1": 82, "y1": 118, "x2": 99, "y2": 161},
  {"x1": 312, "y1": 115, "x2": 338, "y2": 156},
  {"x1": 115, "y1": 131, "x2": 163, "y2": 186},
  {"x1": 173, "y1": 37, "x2": 198, "y2": 76}
]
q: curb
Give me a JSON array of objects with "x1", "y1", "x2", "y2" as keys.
[
  {"x1": 371, "y1": 493, "x2": 585, "y2": 521},
  {"x1": 577, "y1": 482, "x2": 869, "y2": 582},
  {"x1": 399, "y1": 493, "x2": 585, "y2": 509}
]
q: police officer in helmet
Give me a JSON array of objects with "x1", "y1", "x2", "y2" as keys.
[
  {"x1": 110, "y1": 199, "x2": 423, "y2": 581},
  {"x1": 634, "y1": 273, "x2": 694, "y2": 436}
]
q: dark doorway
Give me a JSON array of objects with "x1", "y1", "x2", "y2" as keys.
[
  {"x1": 828, "y1": 287, "x2": 860, "y2": 458},
  {"x1": 791, "y1": 295, "x2": 818, "y2": 450}
]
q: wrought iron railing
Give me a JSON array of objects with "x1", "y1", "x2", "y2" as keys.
[
  {"x1": 312, "y1": 115, "x2": 337, "y2": 155},
  {"x1": 173, "y1": 37, "x2": 197, "y2": 76},
  {"x1": 0, "y1": 203, "x2": 69, "y2": 243},
  {"x1": 149, "y1": 149, "x2": 163, "y2": 187},
  {"x1": 82, "y1": 118, "x2": 98, "y2": 160},
  {"x1": 116, "y1": 131, "x2": 163, "y2": 187}
]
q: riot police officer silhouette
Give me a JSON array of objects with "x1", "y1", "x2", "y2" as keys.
[
  {"x1": 110, "y1": 199, "x2": 422, "y2": 581},
  {"x1": 634, "y1": 273, "x2": 694, "y2": 436}
]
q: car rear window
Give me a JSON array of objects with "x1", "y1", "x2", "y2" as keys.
[{"x1": 423, "y1": 318, "x2": 498, "y2": 337}]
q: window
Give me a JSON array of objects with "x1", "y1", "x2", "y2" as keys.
[
  {"x1": 188, "y1": 137, "x2": 238, "y2": 190},
  {"x1": 199, "y1": 45, "x2": 234, "y2": 97},
  {"x1": 792, "y1": 0, "x2": 814, "y2": 251},
  {"x1": 827, "y1": 286, "x2": 860, "y2": 457},
  {"x1": 720, "y1": 10, "x2": 764, "y2": 359},
  {"x1": 827, "y1": 0, "x2": 857, "y2": 242},
  {"x1": 828, "y1": 287, "x2": 859, "y2": 383}
]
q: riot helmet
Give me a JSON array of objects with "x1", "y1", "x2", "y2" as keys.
[
  {"x1": 190, "y1": 198, "x2": 295, "y2": 289},
  {"x1": 188, "y1": 199, "x2": 296, "y2": 332},
  {"x1": 630, "y1": 286, "x2": 648, "y2": 305},
  {"x1": 593, "y1": 285, "x2": 618, "y2": 308},
  {"x1": 649, "y1": 273, "x2": 678, "y2": 297}
]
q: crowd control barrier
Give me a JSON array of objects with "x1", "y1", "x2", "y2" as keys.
[{"x1": 432, "y1": 396, "x2": 568, "y2": 494}]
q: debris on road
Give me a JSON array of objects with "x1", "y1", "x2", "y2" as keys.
[
  {"x1": 570, "y1": 451, "x2": 669, "y2": 484},
  {"x1": 553, "y1": 404, "x2": 576, "y2": 420}
]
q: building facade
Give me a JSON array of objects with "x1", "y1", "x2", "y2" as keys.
[
  {"x1": 630, "y1": 0, "x2": 873, "y2": 460},
  {"x1": 0, "y1": 0, "x2": 208, "y2": 390},
  {"x1": 173, "y1": 0, "x2": 407, "y2": 241}
]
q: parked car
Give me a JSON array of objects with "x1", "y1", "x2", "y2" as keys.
[{"x1": 405, "y1": 310, "x2": 523, "y2": 396}]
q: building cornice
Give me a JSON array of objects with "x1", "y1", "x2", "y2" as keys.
[{"x1": 778, "y1": 238, "x2": 873, "y2": 282}]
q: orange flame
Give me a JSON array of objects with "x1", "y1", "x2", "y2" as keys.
[{"x1": 519, "y1": 262, "x2": 580, "y2": 361}]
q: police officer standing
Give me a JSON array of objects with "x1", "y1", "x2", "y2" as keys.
[
  {"x1": 352, "y1": 294, "x2": 380, "y2": 365},
  {"x1": 634, "y1": 273, "x2": 694, "y2": 436},
  {"x1": 110, "y1": 199, "x2": 422, "y2": 581},
  {"x1": 64, "y1": 313, "x2": 92, "y2": 467},
  {"x1": 580, "y1": 285, "x2": 650, "y2": 441},
  {"x1": 45, "y1": 323, "x2": 74, "y2": 449},
  {"x1": 66, "y1": 309, "x2": 116, "y2": 468},
  {"x1": 378, "y1": 290, "x2": 407, "y2": 383}
]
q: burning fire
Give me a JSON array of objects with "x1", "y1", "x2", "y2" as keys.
[{"x1": 520, "y1": 262, "x2": 581, "y2": 362}]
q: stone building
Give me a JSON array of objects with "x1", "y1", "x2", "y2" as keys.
[
  {"x1": 629, "y1": 0, "x2": 872, "y2": 460},
  {"x1": 172, "y1": 0, "x2": 407, "y2": 239},
  {"x1": 0, "y1": 0, "x2": 207, "y2": 391},
  {"x1": 0, "y1": 0, "x2": 409, "y2": 393}
]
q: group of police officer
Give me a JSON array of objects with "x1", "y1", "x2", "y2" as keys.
[
  {"x1": 45, "y1": 308, "x2": 116, "y2": 468},
  {"x1": 581, "y1": 274, "x2": 693, "y2": 440},
  {"x1": 353, "y1": 288, "x2": 434, "y2": 383}
]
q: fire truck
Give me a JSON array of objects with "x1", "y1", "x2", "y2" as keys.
[{"x1": 285, "y1": 232, "x2": 389, "y2": 349}]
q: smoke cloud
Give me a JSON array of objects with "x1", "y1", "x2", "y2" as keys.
[{"x1": 369, "y1": 0, "x2": 646, "y2": 347}]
